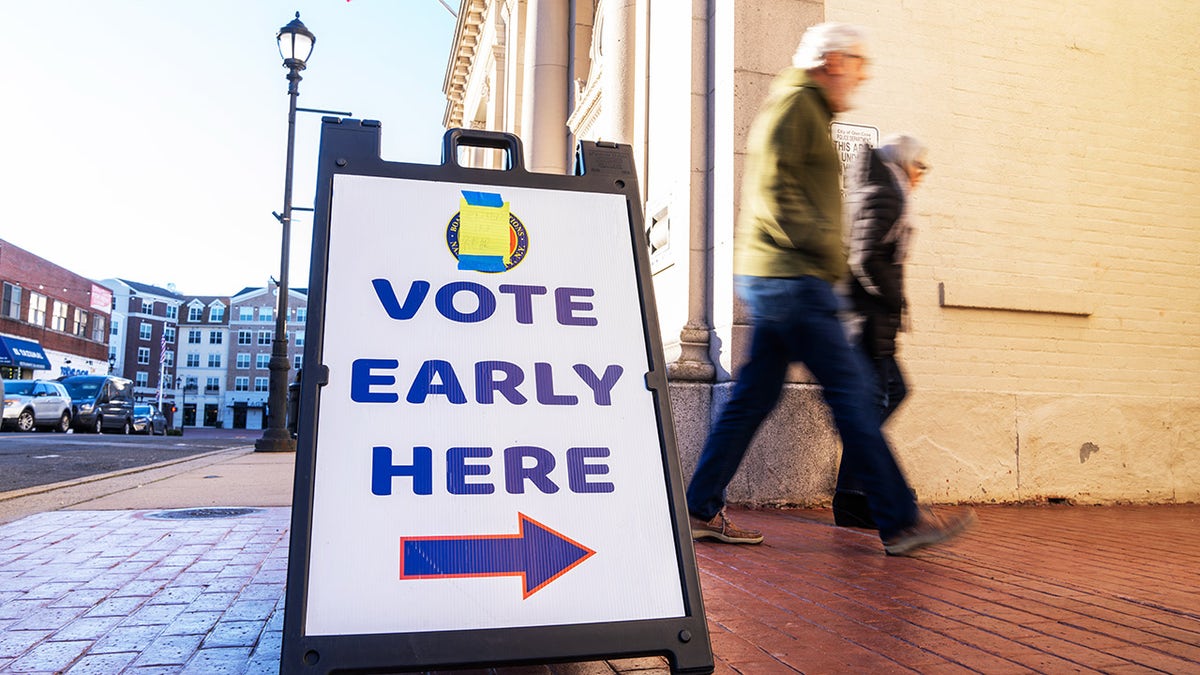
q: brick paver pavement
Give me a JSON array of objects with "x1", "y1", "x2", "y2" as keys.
[
  {"x1": 699, "y1": 504, "x2": 1200, "y2": 674},
  {"x1": 1, "y1": 504, "x2": 1198, "y2": 673}
]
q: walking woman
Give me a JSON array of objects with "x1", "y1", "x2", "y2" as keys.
[{"x1": 833, "y1": 133, "x2": 931, "y2": 529}]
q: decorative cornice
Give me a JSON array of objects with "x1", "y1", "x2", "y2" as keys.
[
  {"x1": 567, "y1": 62, "x2": 603, "y2": 140},
  {"x1": 443, "y1": 0, "x2": 488, "y2": 129}
]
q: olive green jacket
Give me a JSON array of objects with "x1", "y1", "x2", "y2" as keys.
[{"x1": 734, "y1": 68, "x2": 846, "y2": 282}]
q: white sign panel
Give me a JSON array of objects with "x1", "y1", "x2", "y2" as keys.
[
  {"x1": 831, "y1": 121, "x2": 879, "y2": 190},
  {"x1": 304, "y1": 174, "x2": 686, "y2": 636}
]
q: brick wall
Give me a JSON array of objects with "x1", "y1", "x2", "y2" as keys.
[
  {"x1": 823, "y1": 0, "x2": 1200, "y2": 502},
  {"x1": 0, "y1": 239, "x2": 109, "y2": 363}
]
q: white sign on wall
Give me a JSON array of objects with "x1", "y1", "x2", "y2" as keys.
[
  {"x1": 303, "y1": 174, "x2": 687, "y2": 636},
  {"x1": 831, "y1": 121, "x2": 879, "y2": 191}
]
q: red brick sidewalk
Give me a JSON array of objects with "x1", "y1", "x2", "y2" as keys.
[
  {"x1": 698, "y1": 504, "x2": 1200, "y2": 674},
  {"x1": 0, "y1": 504, "x2": 1198, "y2": 673}
]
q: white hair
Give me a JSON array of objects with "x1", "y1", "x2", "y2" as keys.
[
  {"x1": 792, "y1": 22, "x2": 868, "y2": 70},
  {"x1": 877, "y1": 133, "x2": 928, "y2": 172}
]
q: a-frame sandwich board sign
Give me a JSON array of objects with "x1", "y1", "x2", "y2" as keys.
[{"x1": 280, "y1": 120, "x2": 713, "y2": 674}]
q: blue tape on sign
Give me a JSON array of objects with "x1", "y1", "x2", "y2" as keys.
[
  {"x1": 458, "y1": 254, "x2": 507, "y2": 272},
  {"x1": 461, "y1": 191, "x2": 504, "y2": 207}
]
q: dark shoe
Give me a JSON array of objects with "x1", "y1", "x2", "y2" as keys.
[
  {"x1": 832, "y1": 490, "x2": 877, "y2": 530},
  {"x1": 689, "y1": 509, "x2": 764, "y2": 545},
  {"x1": 883, "y1": 506, "x2": 976, "y2": 556}
]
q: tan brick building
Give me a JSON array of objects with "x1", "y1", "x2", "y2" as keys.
[
  {"x1": 444, "y1": 0, "x2": 1200, "y2": 504},
  {"x1": 225, "y1": 285, "x2": 306, "y2": 431}
]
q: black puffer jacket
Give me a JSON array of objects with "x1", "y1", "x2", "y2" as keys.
[{"x1": 848, "y1": 149, "x2": 908, "y2": 358}]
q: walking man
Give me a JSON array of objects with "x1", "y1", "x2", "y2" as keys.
[{"x1": 685, "y1": 22, "x2": 974, "y2": 556}]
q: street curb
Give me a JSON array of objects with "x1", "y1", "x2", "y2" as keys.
[{"x1": 0, "y1": 445, "x2": 253, "y2": 504}]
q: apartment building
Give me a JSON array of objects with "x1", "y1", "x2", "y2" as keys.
[
  {"x1": 0, "y1": 239, "x2": 111, "y2": 379},
  {"x1": 173, "y1": 294, "x2": 231, "y2": 428},
  {"x1": 225, "y1": 284, "x2": 307, "y2": 430},
  {"x1": 100, "y1": 278, "x2": 183, "y2": 404}
]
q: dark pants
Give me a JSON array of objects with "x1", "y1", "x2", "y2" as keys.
[
  {"x1": 866, "y1": 347, "x2": 907, "y2": 423},
  {"x1": 834, "y1": 343, "x2": 909, "y2": 524},
  {"x1": 685, "y1": 276, "x2": 919, "y2": 540}
]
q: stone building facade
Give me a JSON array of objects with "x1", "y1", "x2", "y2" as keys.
[{"x1": 443, "y1": 0, "x2": 1200, "y2": 505}]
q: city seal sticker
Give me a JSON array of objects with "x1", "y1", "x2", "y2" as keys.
[{"x1": 446, "y1": 190, "x2": 529, "y2": 273}]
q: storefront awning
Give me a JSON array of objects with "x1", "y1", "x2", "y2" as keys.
[
  {"x1": 0, "y1": 336, "x2": 51, "y2": 370},
  {"x1": 228, "y1": 400, "x2": 266, "y2": 409}
]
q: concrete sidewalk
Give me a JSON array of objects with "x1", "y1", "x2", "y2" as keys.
[{"x1": 1, "y1": 447, "x2": 1198, "y2": 673}]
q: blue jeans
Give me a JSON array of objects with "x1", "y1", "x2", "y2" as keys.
[{"x1": 686, "y1": 276, "x2": 919, "y2": 539}]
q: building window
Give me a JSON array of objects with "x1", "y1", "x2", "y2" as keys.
[
  {"x1": 296, "y1": 307, "x2": 307, "y2": 323},
  {"x1": 93, "y1": 315, "x2": 106, "y2": 342},
  {"x1": 2, "y1": 283, "x2": 21, "y2": 320},
  {"x1": 188, "y1": 330, "x2": 201, "y2": 344},
  {"x1": 166, "y1": 305, "x2": 178, "y2": 320},
  {"x1": 209, "y1": 331, "x2": 223, "y2": 344},
  {"x1": 164, "y1": 326, "x2": 176, "y2": 343},
  {"x1": 27, "y1": 292, "x2": 46, "y2": 325},
  {"x1": 254, "y1": 377, "x2": 269, "y2": 392},
  {"x1": 165, "y1": 351, "x2": 174, "y2": 367},
  {"x1": 236, "y1": 353, "x2": 251, "y2": 369},
  {"x1": 188, "y1": 305, "x2": 203, "y2": 322},
  {"x1": 260, "y1": 307, "x2": 273, "y2": 322},
  {"x1": 208, "y1": 354, "x2": 222, "y2": 368},
  {"x1": 255, "y1": 353, "x2": 270, "y2": 369},
  {"x1": 237, "y1": 330, "x2": 252, "y2": 345},
  {"x1": 239, "y1": 307, "x2": 254, "y2": 321},
  {"x1": 258, "y1": 331, "x2": 272, "y2": 345},
  {"x1": 235, "y1": 376, "x2": 249, "y2": 392},
  {"x1": 296, "y1": 331, "x2": 305, "y2": 347},
  {"x1": 209, "y1": 306, "x2": 225, "y2": 322},
  {"x1": 206, "y1": 377, "x2": 220, "y2": 394},
  {"x1": 294, "y1": 355, "x2": 303, "y2": 371},
  {"x1": 186, "y1": 353, "x2": 200, "y2": 368},
  {"x1": 135, "y1": 372, "x2": 149, "y2": 387},
  {"x1": 52, "y1": 301, "x2": 68, "y2": 331},
  {"x1": 140, "y1": 322, "x2": 153, "y2": 340},
  {"x1": 74, "y1": 310, "x2": 89, "y2": 337},
  {"x1": 137, "y1": 347, "x2": 151, "y2": 365}
]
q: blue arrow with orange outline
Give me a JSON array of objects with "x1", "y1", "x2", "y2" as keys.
[{"x1": 399, "y1": 513, "x2": 596, "y2": 598}]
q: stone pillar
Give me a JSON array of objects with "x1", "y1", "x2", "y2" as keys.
[
  {"x1": 667, "y1": 0, "x2": 715, "y2": 382},
  {"x1": 597, "y1": 0, "x2": 637, "y2": 145},
  {"x1": 520, "y1": 0, "x2": 569, "y2": 173}
]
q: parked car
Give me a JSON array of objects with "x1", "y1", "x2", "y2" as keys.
[
  {"x1": 132, "y1": 404, "x2": 167, "y2": 436},
  {"x1": 59, "y1": 375, "x2": 135, "y2": 434},
  {"x1": 2, "y1": 380, "x2": 72, "y2": 432}
]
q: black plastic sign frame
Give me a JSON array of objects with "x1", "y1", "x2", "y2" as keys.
[{"x1": 280, "y1": 120, "x2": 713, "y2": 674}]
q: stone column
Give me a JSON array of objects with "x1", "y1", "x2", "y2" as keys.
[
  {"x1": 520, "y1": 0, "x2": 569, "y2": 173},
  {"x1": 667, "y1": 0, "x2": 716, "y2": 382},
  {"x1": 597, "y1": 0, "x2": 637, "y2": 145}
]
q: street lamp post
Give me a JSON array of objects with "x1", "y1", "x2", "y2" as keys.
[
  {"x1": 176, "y1": 376, "x2": 191, "y2": 436},
  {"x1": 256, "y1": 12, "x2": 314, "y2": 453}
]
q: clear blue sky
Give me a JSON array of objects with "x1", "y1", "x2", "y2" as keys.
[{"x1": 1, "y1": 0, "x2": 457, "y2": 295}]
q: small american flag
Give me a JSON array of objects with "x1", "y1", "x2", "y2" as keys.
[{"x1": 160, "y1": 334, "x2": 167, "y2": 364}]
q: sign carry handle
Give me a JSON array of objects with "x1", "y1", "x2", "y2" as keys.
[{"x1": 441, "y1": 128, "x2": 526, "y2": 172}]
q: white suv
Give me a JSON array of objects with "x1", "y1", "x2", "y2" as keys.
[{"x1": 3, "y1": 380, "x2": 73, "y2": 432}]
